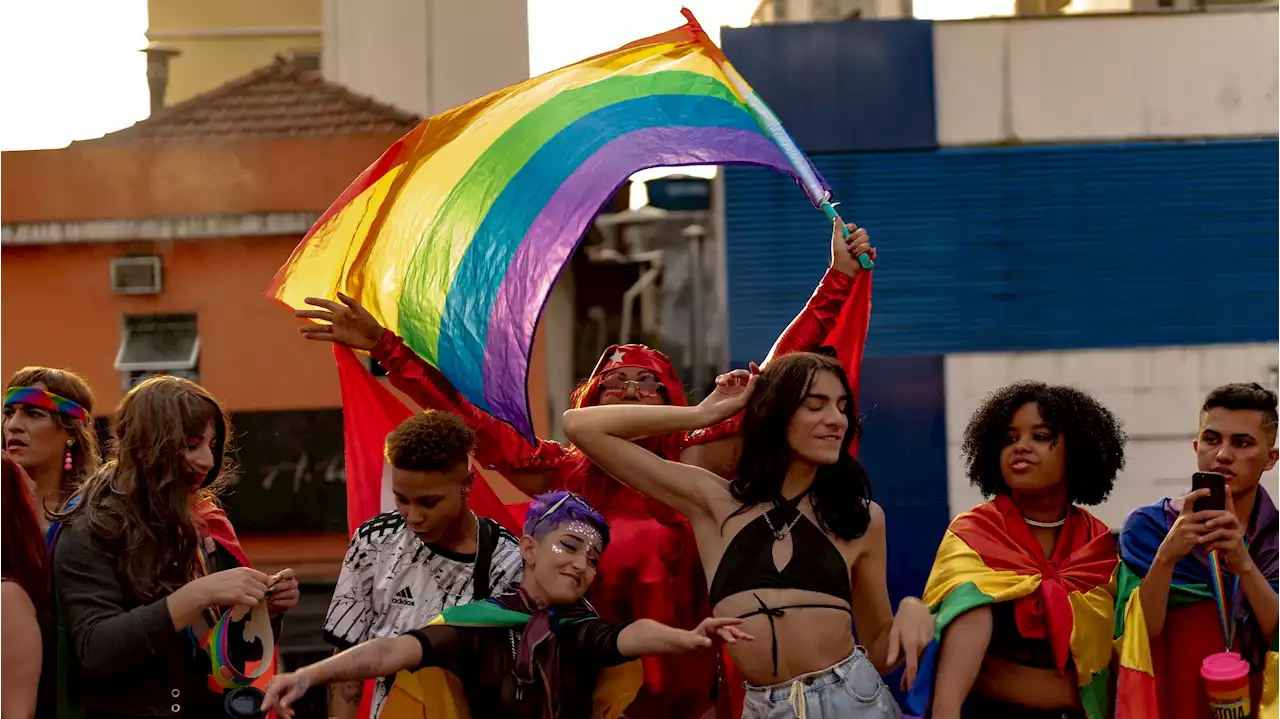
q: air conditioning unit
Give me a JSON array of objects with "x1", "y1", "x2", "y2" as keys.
[{"x1": 110, "y1": 256, "x2": 163, "y2": 295}]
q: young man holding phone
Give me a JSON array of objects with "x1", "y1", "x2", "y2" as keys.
[{"x1": 1115, "y1": 383, "x2": 1279, "y2": 719}]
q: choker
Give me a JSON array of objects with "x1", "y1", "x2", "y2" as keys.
[{"x1": 1024, "y1": 516, "x2": 1067, "y2": 529}]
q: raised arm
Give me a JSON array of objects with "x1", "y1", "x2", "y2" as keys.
[
  {"x1": 563, "y1": 371, "x2": 756, "y2": 520},
  {"x1": 296, "y1": 294, "x2": 573, "y2": 493},
  {"x1": 762, "y1": 219, "x2": 870, "y2": 365}
]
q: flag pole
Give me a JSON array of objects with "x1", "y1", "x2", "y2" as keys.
[{"x1": 679, "y1": 7, "x2": 874, "y2": 270}]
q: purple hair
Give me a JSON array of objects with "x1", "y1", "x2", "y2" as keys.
[{"x1": 523, "y1": 490, "x2": 611, "y2": 549}]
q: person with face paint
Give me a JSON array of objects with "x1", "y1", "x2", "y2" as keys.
[
  {"x1": 50, "y1": 376, "x2": 300, "y2": 718},
  {"x1": 563, "y1": 353, "x2": 934, "y2": 719},
  {"x1": 911, "y1": 382, "x2": 1125, "y2": 719},
  {"x1": 324, "y1": 411, "x2": 524, "y2": 719},
  {"x1": 295, "y1": 219, "x2": 874, "y2": 718},
  {"x1": 4, "y1": 367, "x2": 101, "y2": 536},
  {"x1": 261, "y1": 490, "x2": 753, "y2": 719},
  {"x1": 1115, "y1": 383, "x2": 1279, "y2": 719}
]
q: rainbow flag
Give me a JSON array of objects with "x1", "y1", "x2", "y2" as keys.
[
  {"x1": 267, "y1": 10, "x2": 831, "y2": 441},
  {"x1": 1114, "y1": 492, "x2": 1279, "y2": 719},
  {"x1": 904, "y1": 496, "x2": 1117, "y2": 719}
]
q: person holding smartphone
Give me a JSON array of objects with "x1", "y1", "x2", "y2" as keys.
[{"x1": 1115, "y1": 383, "x2": 1279, "y2": 719}]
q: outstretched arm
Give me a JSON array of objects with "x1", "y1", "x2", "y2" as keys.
[
  {"x1": 296, "y1": 294, "x2": 572, "y2": 494},
  {"x1": 262, "y1": 635, "x2": 423, "y2": 718},
  {"x1": 563, "y1": 370, "x2": 756, "y2": 519},
  {"x1": 616, "y1": 617, "x2": 753, "y2": 657}
]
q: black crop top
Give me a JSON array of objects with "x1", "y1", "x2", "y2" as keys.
[{"x1": 709, "y1": 504, "x2": 852, "y2": 607}]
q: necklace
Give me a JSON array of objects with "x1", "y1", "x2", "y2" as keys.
[
  {"x1": 1024, "y1": 516, "x2": 1067, "y2": 528},
  {"x1": 762, "y1": 506, "x2": 804, "y2": 540}
]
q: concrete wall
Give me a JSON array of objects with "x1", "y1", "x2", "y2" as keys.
[
  {"x1": 322, "y1": 0, "x2": 530, "y2": 118},
  {"x1": 148, "y1": 0, "x2": 323, "y2": 104},
  {"x1": 945, "y1": 343, "x2": 1280, "y2": 528},
  {"x1": 933, "y1": 8, "x2": 1279, "y2": 146}
]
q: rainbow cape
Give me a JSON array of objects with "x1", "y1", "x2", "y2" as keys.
[
  {"x1": 381, "y1": 599, "x2": 642, "y2": 719},
  {"x1": 904, "y1": 496, "x2": 1117, "y2": 719},
  {"x1": 267, "y1": 10, "x2": 832, "y2": 441},
  {"x1": 1114, "y1": 490, "x2": 1279, "y2": 719}
]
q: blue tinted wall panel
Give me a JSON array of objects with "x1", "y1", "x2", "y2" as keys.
[
  {"x1": 726, "y1": 140, "x2": 1279, "y2": 364},
  {"x1": 721, "y1": 20, "x2": 937, "y2": 152}
]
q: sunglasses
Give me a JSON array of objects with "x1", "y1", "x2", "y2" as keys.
[{"x1": 599, "y1": 374, "x2": 664, "y2": 396}]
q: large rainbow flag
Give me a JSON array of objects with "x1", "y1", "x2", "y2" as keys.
[
  {"x1": 1114, "y1": 492, "x2": 1279, "y2": 719},
  {"x1": 267, "y1": 10, "x2": 833, "y2": 440},
  {"x1": 904, "y1": 496, "x2": 1117, "y2": 719}
]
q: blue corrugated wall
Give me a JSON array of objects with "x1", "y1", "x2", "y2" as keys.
[
  {"x1": 722, "y1": 19, "x2": 937, "y2": 152},
  {"x1": 726, "y1": 139, "x2": 1280, "y2": 364}
]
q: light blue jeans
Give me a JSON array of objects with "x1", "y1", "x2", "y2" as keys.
[{"x1": 741, "y1": 647, "x2": 903, "y2": 719}]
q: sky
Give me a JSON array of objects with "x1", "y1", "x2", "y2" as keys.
[{"x1": 0, "y1": 0, "x2": 1122, "y2": 151}]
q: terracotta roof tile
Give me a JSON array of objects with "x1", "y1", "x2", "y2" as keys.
[{"x1": 85, "y1": 56, "x2": 421, "y2": 144}]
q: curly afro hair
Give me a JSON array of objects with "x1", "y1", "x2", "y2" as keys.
[
  {"x1": 961, "y1": 381, "x2": 1126, "y2": 506},
  {"x1": 384, "y1": 410, "x2": 474, "y2": 474}
]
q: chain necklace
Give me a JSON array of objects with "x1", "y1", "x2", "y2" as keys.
[
  {"x1": 762, "y1": 506, "x2": 804, "y2": 540},
  {"x1": 1024, "y1": 516, "x2": 1067, "y2": 528}
]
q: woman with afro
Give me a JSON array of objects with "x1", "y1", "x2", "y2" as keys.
[{"x1": 906, "y1": 381, "x2": 1127, "y2": 719}]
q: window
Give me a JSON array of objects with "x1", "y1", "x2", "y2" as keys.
[{"x1": 115, "y1": 314, "x2": 200, "y2": 389}]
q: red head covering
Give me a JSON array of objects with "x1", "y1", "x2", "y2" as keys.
[{"x1": 571, "y1": 344, "x2": 687, "y2": 410}]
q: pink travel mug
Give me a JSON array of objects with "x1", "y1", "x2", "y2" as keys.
[{"x1": 1201, "y1": 651, "x2": 1251, "y2": 719}]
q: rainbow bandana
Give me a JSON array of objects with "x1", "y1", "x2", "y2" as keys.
[
  {"x1": 1114, "y1": 489, "x2": 1279, "y2": 719},
  {"x1": 904, "y1": 496, "x2": 1118, "y2": 719},
  {"x1": 4, "y1": 386, "x2": 88, "y2": 423}
]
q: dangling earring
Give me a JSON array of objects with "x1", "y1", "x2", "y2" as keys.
[{"x1": 63, "y1": 440, "x2": 73, "y2": 472}]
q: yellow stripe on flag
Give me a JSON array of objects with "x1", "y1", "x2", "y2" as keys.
[{"x1": 924, "y1": 530, "x2": 1042, "y2": 608}]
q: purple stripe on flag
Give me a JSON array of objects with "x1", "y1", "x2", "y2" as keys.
[{"x1": 481, "y1": 126, "x2": 797, "y2": 440}]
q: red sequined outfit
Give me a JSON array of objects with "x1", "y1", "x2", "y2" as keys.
[{"x1": 370, "y1": 267, "x2": 867, "y2": 719}]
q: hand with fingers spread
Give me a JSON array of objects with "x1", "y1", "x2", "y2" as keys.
[
  {"x1": 886, "y1": 596, "x2": 933, "y2": 691},
  {"x1": 294, "y1": 293, "x2": 385, "y2": 351},
  {"x1": 1201, "y1": 490, "x2": 1255, "y2": 575},
  {"x1": 1155, "y1": 489, "x2": 1214, "y2": 566},
  {"x1": 266, "y1": 568, "x2": 301, "y2": 616},
  {"x1": 697, "y1": 363, "x2": 759, "y2": 425},
  {"x1": 692, "y1": 617, "x2": 754, "y2": 648},
  {"x1": 830, "y1": 216, "x2": 876, "y2": 277}
]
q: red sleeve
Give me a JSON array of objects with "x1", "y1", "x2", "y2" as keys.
[
  {"x1": 370, "y1": 330, "x2": 574, "y2": 476},
  {"x1": 762, "y1": 267, "x2": 855, "y2": 365}
]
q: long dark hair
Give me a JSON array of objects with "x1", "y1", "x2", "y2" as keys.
[
  {"x1": 2, "y1": 453, "x2": 50, "y2": 615},
  {"x1": 58, "y1": 376, "x2": 233, "y2": 601},
  {"x1": 727, "y1": 351, "x2": 872, "y2": 541}
]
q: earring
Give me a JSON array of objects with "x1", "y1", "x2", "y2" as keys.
[{"x1": 64, "y1": 440, "x2": 73, "y2": 472}]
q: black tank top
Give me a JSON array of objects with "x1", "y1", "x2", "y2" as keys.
[{"x1": 709, "y1": 504, "x2": 852, "y2": 607}]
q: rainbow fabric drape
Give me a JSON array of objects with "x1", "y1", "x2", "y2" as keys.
[
  {"x1": 381, "y1": 600, "x2": 642, "y2": 719},
  {"x1": 1114, "y1": 492, "x2": 1279, "y2": 719},
  {"x1": 904, "y1": 496, "x2": 1117, "y2": 719},
  {"x1": 267, "y1": 11, "x2": 829, "y2": 441}
]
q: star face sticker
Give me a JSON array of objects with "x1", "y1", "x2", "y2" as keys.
[{"x1": 607, "y1": 349, "x2": 626, "y2": 368}]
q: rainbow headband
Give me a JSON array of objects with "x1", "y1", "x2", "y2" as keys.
[{"x1": 4, "y1": 386, "x2": 88, "y2": 423}]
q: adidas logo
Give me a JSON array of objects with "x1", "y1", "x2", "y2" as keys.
[{"x1": 391, "y1": 587, "x2": 415, "y2": 607}]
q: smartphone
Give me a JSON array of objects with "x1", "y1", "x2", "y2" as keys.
[{"x1": 1192, "y1": 471, "x2": 1227, "y2": 513}]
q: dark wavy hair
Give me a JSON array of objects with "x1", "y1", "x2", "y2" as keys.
[
  {"x1": 962, "y1": 381, "x2": 1126, "y2": 506},
  {"x1": 2, "y1": 453, "x2": 50, "y2": 619},
  {"x1": 1202, "y1": 382, "x2": 1279, "y2": 445},
  {"x1": 57, "y1": 376, "x2": 234, "y2": 601},
  {"x1": 726, "y1": 351, "x2": 872, "y2": 541},
  {"x1": 385, "y1": 411, "x2": 473, "y2": 474}
]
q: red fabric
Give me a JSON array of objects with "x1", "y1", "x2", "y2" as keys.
[
  {"x1": 1148, "y1": 600, "x2": 1267, "y2": 719},
  {"x1": 336, "y1": 344, "x2": 413, "y2": 534},
  {"x1": 950, "y1": 496, "x2": 1117, "y2": 675},
  {"x1": 369, "y1": 267, "x2": 862, "y2": 719}
]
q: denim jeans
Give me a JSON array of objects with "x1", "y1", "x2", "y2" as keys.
[{"x1": 742, "y1": 647, "x2": 903, "y2": 719}]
